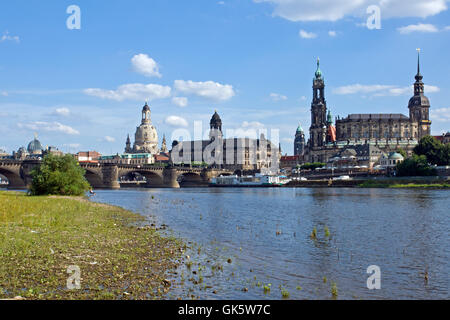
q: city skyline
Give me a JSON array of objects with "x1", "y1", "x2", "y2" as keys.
[{"x1": 1, "y1": 0, "x2": 449, "y2": 155}]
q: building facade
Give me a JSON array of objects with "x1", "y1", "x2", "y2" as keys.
[
  {"x1": 301, "y1": 52, "x2": 431, "y2": 165},
  {"x1": 294, "y1": 124, "x2": 305, "y2": 157},
  {"x1": 171, "y1": 111, "x2": 280, "y2": 173},
  {"x1": 125, "y1": 103, "x2": 159, "y2": 155}
]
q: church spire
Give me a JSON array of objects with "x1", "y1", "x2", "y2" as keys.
[
  {"x1": 415, "y1": 48, "x2": 423, "y2": 82},
  {"x1": 315, "y1": 57, "x2": 322, "y2": 79}
]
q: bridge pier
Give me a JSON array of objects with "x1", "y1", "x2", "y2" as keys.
[
  {"x1": 101, "y1": 164, "x2": 120, "y2": 189},
  {"x1": 162, "y1": 168, "x2": 180, "y2": 188}
]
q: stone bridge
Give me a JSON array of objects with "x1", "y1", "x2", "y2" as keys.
[{"x1": 0, "y1": 159, "x2": 232, "y2": 189}]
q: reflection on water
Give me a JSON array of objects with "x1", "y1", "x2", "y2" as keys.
[{"x1": 91, "y1": 188, "x2": 449, "y2": 300}]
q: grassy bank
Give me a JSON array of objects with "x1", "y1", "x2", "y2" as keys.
[
  {"x1": 357, "y1": 181, "x2": 450, "y2": 189},
  {"x1": 0, "y1": 191, "x2": 182, "y2": 300}
]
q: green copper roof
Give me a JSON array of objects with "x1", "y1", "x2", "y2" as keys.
[
  {"x1": 327, "y1": 110, "x2": 333, "y2": 124},
  {"x1": 315, "y1": 58, "x2": 322, "y2": 78},
  {"x1": 296, "y1": 124, "x2": 303, "y2": 133}
]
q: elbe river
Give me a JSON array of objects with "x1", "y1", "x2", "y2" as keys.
[{"x1": 91, "y1": 187, "x2": 449, "y2": 300}]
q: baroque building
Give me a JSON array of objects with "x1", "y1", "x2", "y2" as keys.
[
  {"x1": 301, "y1": 52, "x2": 430, "y2": 164},
  {"x1": 171, "y1": 111, "x2": 280, "y2": 173},
  {"x1": 125, "y1": 103, "x2": 159, "y2": 155}
]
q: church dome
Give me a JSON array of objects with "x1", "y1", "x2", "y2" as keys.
[
  {"x1": 408, "y1": 95, "x2": 430, "y2": 108},
  {"x1": 143, "y1": 103, "x2": 150, "y2": 112},
  {"x1": 27, "y1": 137, "x2": 43, "y2": 154},
  {"x1": 296, "y1": 124, "x2": 303, "y2": 133},
  {"x1": 211, "y1": 111, "x2": 221, "y2": 123},
  {"x1": 389, "y1": 152, "x2": 404, "y2": 160}
]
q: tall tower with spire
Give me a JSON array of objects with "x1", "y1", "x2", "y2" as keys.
[
  {"x1": 161, "y1": 134, "x2": 168, "y2": 153},
  {"x1": 124, "y1": 134, "x2": 132, "y2": 153},
  {"x1": 294, "y1": 124, "x2": 305, "y2": 156},
  {"x1": 309, "y1": 58, "x2": 328, "y2": 148},
  {"x1": 408, "y1": 49, "x2": 431, "y2": 139}
]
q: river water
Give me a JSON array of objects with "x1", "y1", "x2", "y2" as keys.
[{"x1": 91, "y1": 187, "x2": 449, "y2": 300}]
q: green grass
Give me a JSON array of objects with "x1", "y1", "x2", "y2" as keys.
[
  {"x1": 358, "y1": 181, "x2": 450, "y2": 189},
  {"x1": 0, "y1": 191, "x2": 182, "y2": 300}
]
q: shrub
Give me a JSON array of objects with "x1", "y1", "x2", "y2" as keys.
[
  {"x1": 395, "y1": 154, "x2": 437, "y2": 177},
  {"x1": 30, "y1": 154, "x2": 91, "y2": 196},
  {"x1": 300, "y1": 162, "x2": 326, "y2": 170},
  {"x1": 414, "y1": 136, "x2": 449, "y2": 166}
]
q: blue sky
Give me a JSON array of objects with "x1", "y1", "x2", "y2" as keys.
[{"x1": 0, "y1": 0, "x2": 449, "y2": 155}]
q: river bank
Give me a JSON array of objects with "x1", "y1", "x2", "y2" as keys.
[
  {"x1": 0, "y1": 191, "x2": 183, "y2": 300},
  {"x1": 286, "y1": 177, "x2": 450, "y2": 188}
]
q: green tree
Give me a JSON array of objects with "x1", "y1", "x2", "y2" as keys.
[
  {"x1": 300, "y1": 162, "x2": 326, "y2": 170},
  {"x1": 30, "y1": 154, "x2": 91, "y2": 196},
  {"x1": 396, "y1": 154, "x2": 437, "y2": 177},
  {"x1": 414, "y1": 135, "x2": 448, "y2": 165}
]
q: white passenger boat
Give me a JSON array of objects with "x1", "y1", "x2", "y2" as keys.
[{"x1": 210, "y1": 173, "x2": 291, "y2": 187}]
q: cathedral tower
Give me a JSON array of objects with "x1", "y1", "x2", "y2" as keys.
[
  {"x1": 294, "y1": 124, "x2": 305, "y2": 156},
  {"x1": 309, "y1": 58, "x2": 328, "y2": 148},
  {"x1": 408, "y1": 49, "x2": 431, "y2": 139},
  {"x1": 209, "y1": 110, "x2": 223, "y2": 141}
]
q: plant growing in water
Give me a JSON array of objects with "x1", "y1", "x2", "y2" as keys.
[
  {"x1": 331, "y1": 281, "x2": 338, "y2": 299},
  {"x1": 324, "y1": 226, "x2": 330, "y2": 238},
  {"x1": 310, "y1": 227, "x2": 317, "y2": 239}
]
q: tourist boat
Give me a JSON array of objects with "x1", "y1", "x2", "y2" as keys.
[{"x1": 210, "y1": 173, "x2": 291, "y2": 187}]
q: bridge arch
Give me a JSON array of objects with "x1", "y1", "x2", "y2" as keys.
[
  {"x1": 119, "y1": 169, "x2": 164, "y2": 187},
  {"x1": 177, "y1": 171, "x2": 205, "y2": 187},
  {"x1": 83, "y1": 168, "x2": 104, "y2": 188},
  {"x1": 0, "y1": 167, "x2": 26, "y2": 189}
]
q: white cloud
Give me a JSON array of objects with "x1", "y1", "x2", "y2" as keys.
[
  {"x1": 54, "y1": 107, "x2": 70, "y2": 116},
  {"x1": 1, "y1": 91, "x2": 8, "y2": 96},
  {"x1": 328, "y1": 30, "x2": 337, "y2": 37},
  {"x1": 131, "y1": 54, "x2": 162, "y2": 78},
  {"x1": 269, "y1": 93, "x2": 288, "y2": 101},
  {"x1": 174, "y1": 80, "x2": 235, "y2": 101},
  {"x1": 0, "y1": 31, "x2": 20, "y2": 43},
  {"x1": 253, "y1": 0, "x2": 448, "y2": 22},
  {"x1": 299, "y1": 29, "x2": 317, "y2": 39},
  {"x1": 228, "y1": 121, "x2": 268, "y2": 138},
  {"x1": 165, "y1": 115, "x2": 188, "y2": 127},
  {"x1": 397, "y1": 23, "x2": 439, "y2": 34},
  {"x1": 84, "y1": 83, "x2": 171, "y2": 101},
  {"x1": 63, "y1": 143, "x2": 81, "y2": 149},
  {"x1": 444, "y1": 26, "x2": 450, "y2": 30},
  {"x1": 18, "y1": 121, "x2": 80, "y2": 135},
  {"x1": 431, "y1": 107, "x2": 450, "y2": 123},
  {"x1": 103, "y1": 136, "x2": 116, "y2": 143},
  {"x1": 333, "y1": 84, "x2": 440, "y2": 96},
  {"x1": 172, "y1": 97, "x2": 188, "y2": 107}
]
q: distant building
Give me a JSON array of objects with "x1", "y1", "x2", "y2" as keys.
[
  {"x1": 11, "y1": 134, "x2": 62, "y2": 160},
  {"x1": 0, "y1": 149, "x2": 9, "y2": 159},
  {"x1": 280, "y1": 155, "x2": 300, "y2": 169},
  {"x1": 380, "y1": 152, "x2": 405, "y2": 169},
  {"x1": 76, "y1": 151, "x2": 101, "y2": 163},
  {"x1": 327, "y1": 144, "x2": 384, "y2": 169},
  {"x1": 294, "y1": 124, "x2": 305, "y2": 157},
  {"x1": 100, "y1": 153, "x2": 155, "y2": 165},
  {"x1": 300, "y1": 52, "x2": 431, "y2": 164},
  {"x1": 125, "y1": 102, "x2": 159, "y2": 155},
  {"x1": 433, "y1": 132, "x2": 450, "y2": 144},
  {"x1": 171, "y1": 111, "x2": 280, "y2": 172}
]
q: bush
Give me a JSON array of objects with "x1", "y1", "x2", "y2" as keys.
[
  {"x1": 395, "y1": 154, "x2": 437, "y2": 177},
  {"x1": 30, "y1": 154, "x2": 91, "y2": 196},
  {"x1": 414, "y1": 136, "x2": 449, "y2": 166},
  {"x1": 300, "y1": 162, "x2": 326, "y2": 170}
]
